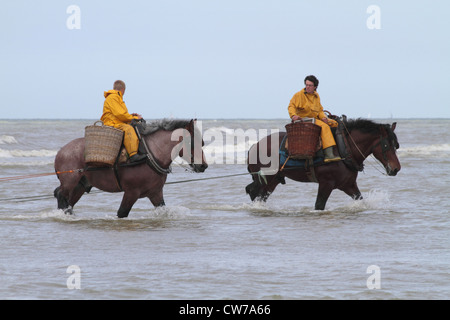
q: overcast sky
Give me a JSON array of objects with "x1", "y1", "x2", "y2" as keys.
[{"x1": 1, "y1": 0, "x2": 449, "y2": 119}]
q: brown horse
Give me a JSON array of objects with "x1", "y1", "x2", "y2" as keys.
[
  {"x1": 246, "y1": 118, "x2": 401, "y2": 210},
  {"x1": 54, "y1": 119, "x2": 208, "y2": 218}
]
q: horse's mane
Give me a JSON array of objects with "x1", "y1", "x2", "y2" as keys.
[
  {"x1": 343, "y1": 117, "x2": 399, "y2": 148},
  {"x1": 343, "y1": 118, "x2": 383, "y2": 134},
  {"x1": 140, "y1": 118, "x2": 192, "y2": 135}
]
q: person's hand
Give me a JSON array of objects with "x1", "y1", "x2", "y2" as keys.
[
  {"x1": 132, "y1": 113, "x2": 142, "y2": 119},
  {"x1": 291, "y1": 115, "x2": 301, "y2": 121},
  {"x1": 321, "y1": 117, "x2": 329, "y2": 124}
]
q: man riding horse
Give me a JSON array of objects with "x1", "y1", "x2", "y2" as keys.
[
  {"x1": 288, "y1": 75, "x2": 341, "y2": 163},
  {"x1": 100, "y1": 80, "x2": 146, "y2": 163}
]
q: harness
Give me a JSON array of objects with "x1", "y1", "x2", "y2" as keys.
[
  {"x1": 334, "y1": 115, "x2": 364, "y2": 172},
  {"x1": 280, "y1": 114, "x2": 397, "y2": 176},
  {"x1": 133, "y1": 121, "x2": 172, "y2": 175}
]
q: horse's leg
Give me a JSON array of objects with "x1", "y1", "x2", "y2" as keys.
[
  {"x1": 246, "y1": 172, "x2": 282, "y2": 202},
  {"x1": 54, "y1": 175, "x2": 89, "y2": 215},
  {"x1": 148, "y1": 190, "x2": 165, "y2": 207},
  {"x1": 341, "y1": 181, "x2": 363, "y2": 201},
  {"x1": 54, "y1": 186, "x2": 70, "y2": 212},
  {"x1": 315, "y1": 182, "x2": 334, "y2": 210},
  {"x1": 66, "y1": 177, "x2": 91, "y2": 214},
  {"x1": 117, "y1": 190, "x2": 139, "y2": 218}
]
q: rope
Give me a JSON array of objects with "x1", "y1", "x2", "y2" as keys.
[
  {"x1": 0, "y1": 169, "x2": 83, "y2": 182},
  {"x1": 0, "y1": 171, "x2": 258, "y2": 203},
  {"x1": 166, "y1": 172, "x2": 250, "y2": 184}
]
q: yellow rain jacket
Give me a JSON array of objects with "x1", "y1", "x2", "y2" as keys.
[
  {"x1": 101, "y1": 90, "x2": 138, "y2": 126},
  {"x1": 101, "y1": 90, "x2": 140, "y2": 157},
  {"x1": 288, "y1": 88, "x2": 338, "y2": 149}
]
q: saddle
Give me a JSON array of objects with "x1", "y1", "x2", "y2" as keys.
[
  {"x1": 111, "y1": 119, "x2": 160, "y2": 165},
  {"x1": 116, "y1": 119, "x2": 161, "y2": 167}
]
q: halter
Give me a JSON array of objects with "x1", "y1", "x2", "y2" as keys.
[{"x1": 343, "y1": 122, "x2": 398, "y2": 175}]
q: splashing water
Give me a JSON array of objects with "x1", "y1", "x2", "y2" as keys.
[{"x1": 339, "y1": 189, "x2": 391, "y2": 213}]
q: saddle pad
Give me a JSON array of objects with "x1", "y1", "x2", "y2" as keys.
[{"x1": 279, "y1": 148, "x2": 323, "y2": 168}]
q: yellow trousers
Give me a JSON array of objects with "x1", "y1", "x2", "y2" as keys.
[
  {"x1": 315, "y1": 119, "x2": 338, "y2": 149},
  {"x1": 114, "y1": 123, "x2": 140, "y2": 157}
]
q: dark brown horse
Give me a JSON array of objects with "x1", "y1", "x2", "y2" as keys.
[
  {"x1": 54, "y1": 119, "x2": 208, "y2": 218},
  {"x1": 246, "y1": 118, "x2": 401, "y2": 210}
]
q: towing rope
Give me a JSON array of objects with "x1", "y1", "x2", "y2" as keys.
[
  {"x1": 0, "y1": 171, "x2": 258, "y2": 203},
  {"x1": 0, "y1": 170, "x2": 83, "y2": 182}
]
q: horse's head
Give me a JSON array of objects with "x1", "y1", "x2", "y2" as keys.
[
  {"x1": 371, "y1": 122, "x2": 401, "y2": 176},
  {"x1": 171, "y1": 119, "x2": 208, "y2": 173}
]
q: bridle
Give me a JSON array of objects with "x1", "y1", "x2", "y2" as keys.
[
  {"x1": 371, "y1": 125, "x2": 399, "y2": 162},
  {"x1": 176, "y1": 124, "x2": 205, "y2": 172},
  {"x1": 343, "y1": 122, "x2": 398, "y2": 174}
]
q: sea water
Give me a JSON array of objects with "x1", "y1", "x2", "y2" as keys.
[{"x1": 0, "y1": 118, "x2": 449, "y2": 299}]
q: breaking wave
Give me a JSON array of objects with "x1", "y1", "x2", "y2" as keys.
[
  {"x1": 0, "y1": 135, "x2": 18, "y2": 144},
  {"x1": 398, "y1": 144, "x2": 450, "y2": 156},
  {"x1": 0, "y1": 148, "x2": 57, "y2": 158}
]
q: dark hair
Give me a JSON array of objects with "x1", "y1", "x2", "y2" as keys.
[{"x1": 304, "y1": 75, "x2": 319, "y2": 88}]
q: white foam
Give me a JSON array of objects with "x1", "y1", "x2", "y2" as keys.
[
  {"x1": 0, "y1": 148, "x2": 57, "y2": 158},
  {"x1": 0, "y1": 135, "x2": 18, "y2": 144},
  {"x1": 339, "y1": 189, "x2": 391, "y2": 213},
  {"x1": 1, "y1": 206, "x2": 192, "y2": 222},
  {"x1": 398, "y1": 144, "x2": 450, "y2": 156}
]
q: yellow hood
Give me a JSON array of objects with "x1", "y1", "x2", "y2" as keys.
[{"x1": 104, "y1": 89, "x2": 121, "y2": 98}]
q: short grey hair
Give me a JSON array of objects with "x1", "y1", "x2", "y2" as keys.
[{"x1": 113, "y1": 80, "x2": 126, "y2": 91}]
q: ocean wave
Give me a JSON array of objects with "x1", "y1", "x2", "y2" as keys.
[
  {"x1": 398, "y1": 144, "x2": 450, "y2": 156},
  {"x1": 203, "y1": 128, "x2": 259, "y2": 164},
  {"x1": 0, "y1": 148, "x2": 57, "y2": 158},
  {"x1": 0, "y1": 135, "x2": 18, "y2": 144},
  {"x1": 0, "y1": 160, "x2": 54, "y2": 167},
  {"x1": 205, "y1": 126, "x2": 236, "y2": 135}
]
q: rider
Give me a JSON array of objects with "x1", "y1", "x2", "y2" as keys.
[
  {"x1": 101, "y1": 80, "x2": 146, "y2": 163},
  {"x1": 288, "y1": 75, "x2": 341, "y2": 163}
]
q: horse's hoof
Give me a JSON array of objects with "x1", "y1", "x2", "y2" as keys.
[{"x1": 63, "y1": 206, "x2": 73, "y2": 215}]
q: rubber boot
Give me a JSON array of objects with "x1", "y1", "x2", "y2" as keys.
[
  {"x1": 323, "y1": 147, "x2": 341, "y2": 163},
  {"x1": 129, "y1": 153, "x2": 147, "y2": 163}
]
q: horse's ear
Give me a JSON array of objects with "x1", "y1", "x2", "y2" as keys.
[
  {"x1": 391, "y1": 122, "x2": 397, "y2": 131},
  {"x1": 187, "y1": 119, "x2": 195, "y2": 131}
]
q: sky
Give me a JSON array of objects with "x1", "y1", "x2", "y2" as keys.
[{"x1": 1, "y1": 0, "x2": 449, "y2": 119}]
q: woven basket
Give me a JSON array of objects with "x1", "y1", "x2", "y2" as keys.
[
  {"x1": 285, "y1": 120, "x2": 322, "y2": 159},
  {"x1": 84, "y1": 121, "x2": 124, "y2": 167}
]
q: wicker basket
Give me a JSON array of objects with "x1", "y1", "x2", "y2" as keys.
[
  {"x1": 285, "y1": 120, "x2": 322, "y2": 159},
  {"x1": 84, "y1": 121, "x2": 124, "y2": 167}
]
